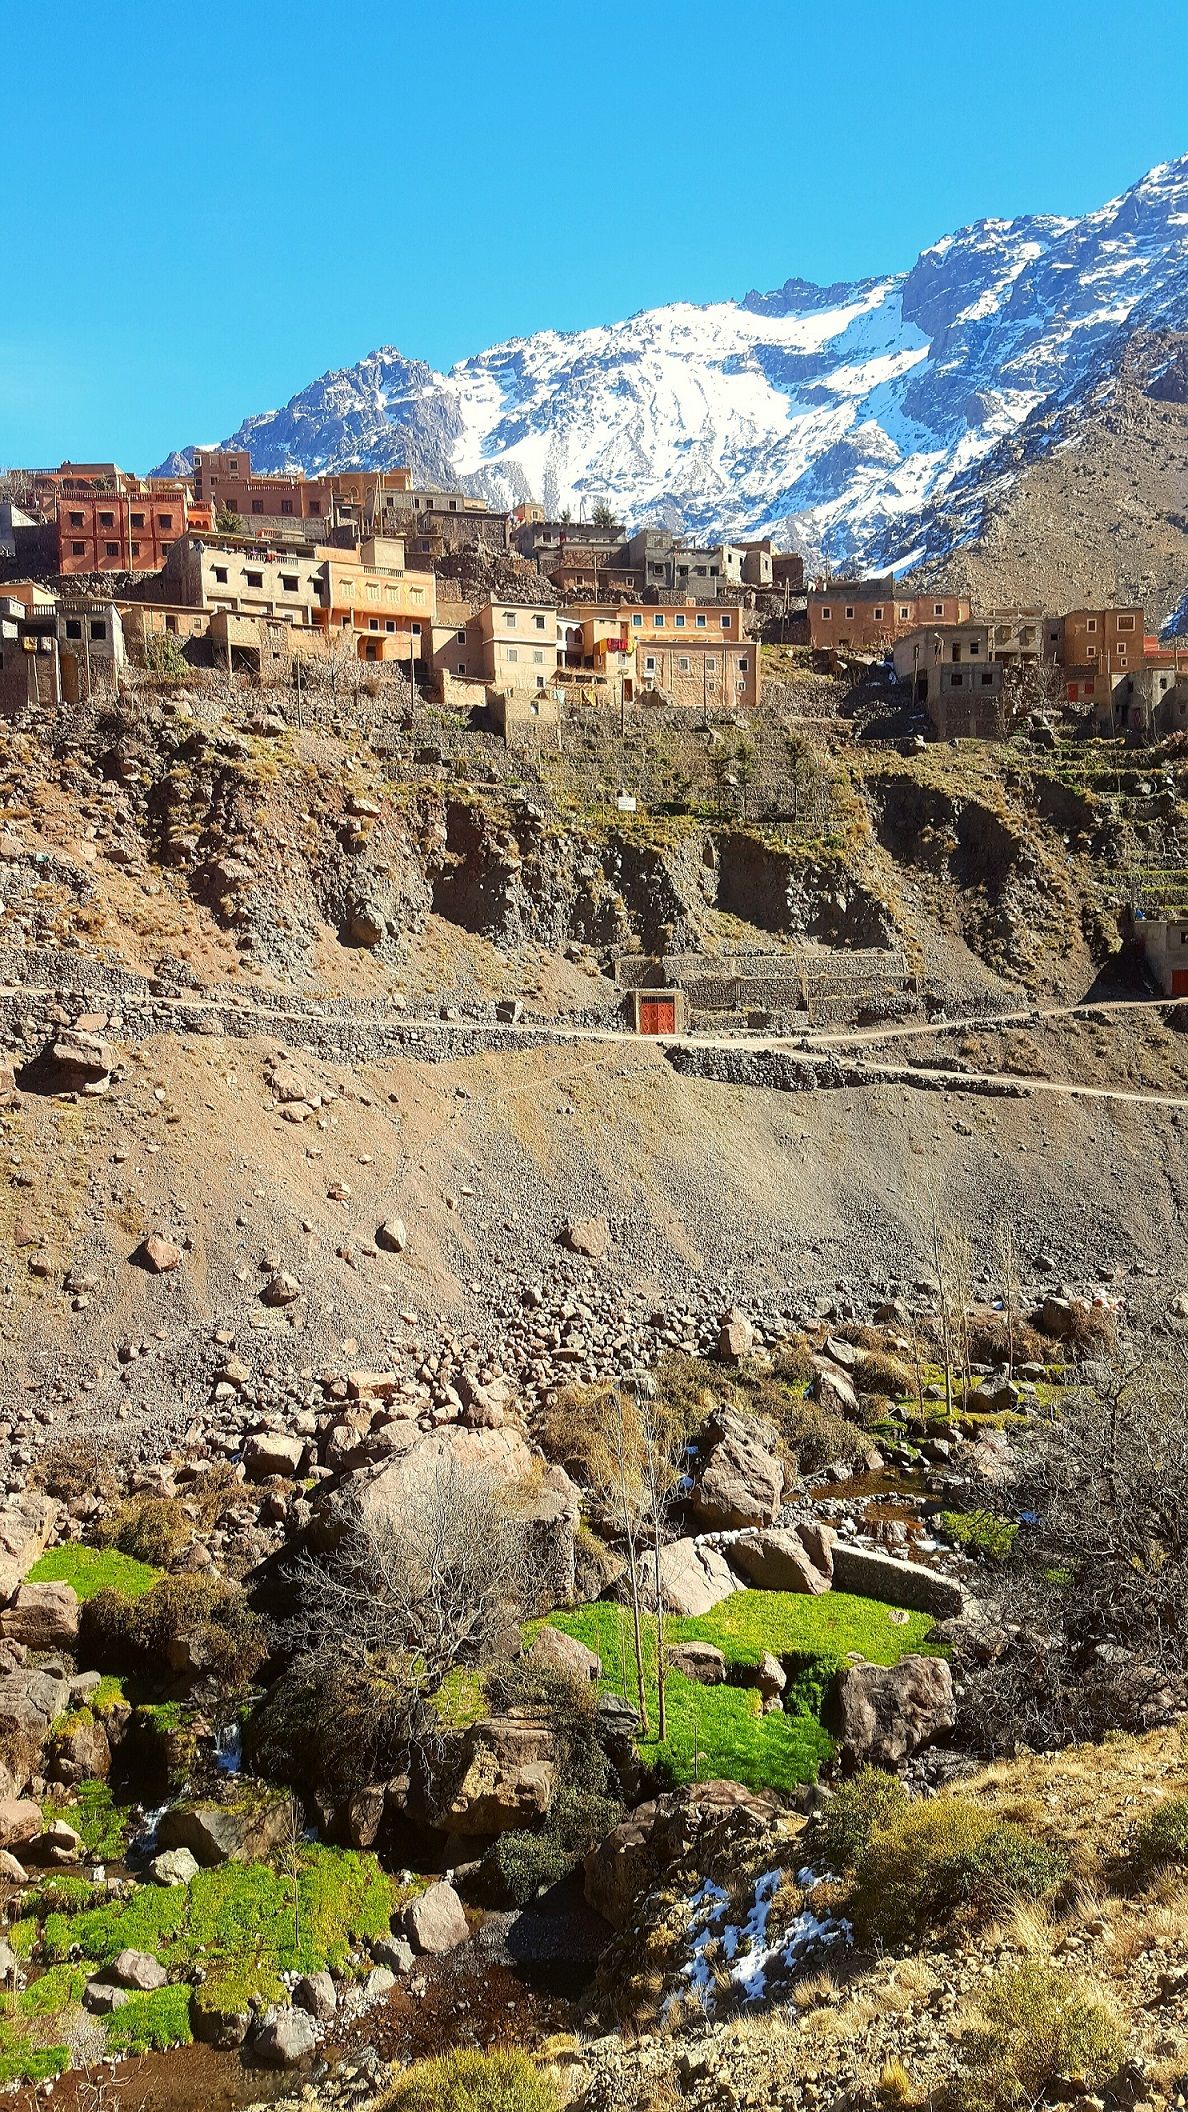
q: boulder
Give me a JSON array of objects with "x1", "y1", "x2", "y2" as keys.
[
  {"x1": 294, "y1": 1971, "x2": 337, "y2": 2021},
  {"x1": 716, "y1": 1307, "x2": 755, "y2": 1363},
  {"x1": 688, "y1": 1409, "x2": 784, "y2": 1531},
  {"x1": 148, "y1": 1846, "x2": 200, "y2": 1886},
  {"x1": 402, "y1": 1878, "x2": 469, "y2": 1955},
  {"x1": 0, "y1": 1664, "x2": 70, "y2": 1758},
  {"x1": 376, "y1": 1218, "x2": 408, "y2": 1254},
  {"x1": 561, "y1": 1216, "x2": 609, "y2": 1259},
  {"x1": 157, "y1": 1796, "x2": 292, "y2": 1867},
  {"x1": 824, "y1": 1654, "x2": 956, "y2": 1768},
  {"x1": 0, "y1": 1799, "x2": 41, "y2": 1849},
  {"x1": 372, "y1": 1935, "x2": 415, "y2": 1975},
  {"x1": 48, "y1": 1713, "x2": 110, "y2": 1787},
  {"x1": 584, "y1": 1779, "x2": 785, "y2": 1930},
  {"x1": 138, "y1": 1234, "x2": 182, "y2": 1274},
  {"x1": 730, "y1": 1527, "x2": 830, "y2": 1595},
  {"x1": 639, "y1": 1536, "x2": 739, "y2": 1617},
  {"x1": 0, "y1": 1851, "x2": 27, "y2": 1884},
  {"x1": 243, "y1": 1433, "x2": 306, "y2": 1480},
  {"x1": 39, "y1": 1819, "x2": 82, "y2": 1863},
  {"x1": 796, "y1": 1519, "x2": 837, "y2": 1581},
  {"x1": 751, "y1": 1652, "x2": 786, "y2": 1713},
  {"x1": 192, "y1": 1979, "x2": 252, "y2": 2048},
  {"x1": 666, "y1": 1641, "x2": 726, "y2": 1685},
  {"x1": 0, "y1": 1495, "x2": 58, "y2": 1601},
  {"x1": 111, "y1": 1949, "x2": 167, "y2": 1991},
  {"x1": 251, "y1": 2005, "x2": 318, "y2": 2066},
  {"x1": 84, "y1": 1978, "x2": 129, "y2": 2014},
  {"x1": 40, "y1": 1029, "x2": 113, "y2": 1091},
  {"x1": 0, "y1": 1582, "x2": 79, "y2": 1649},
  {"x1": 811, "y1": 1361, "x2": 861, "y2": 1418},
  {"x1": 527, "y1": 1626, "x2": 601, "y2": 1683},
  {"x1": 430, "y1": 1718, "x2": 555, "y2": 1836}
]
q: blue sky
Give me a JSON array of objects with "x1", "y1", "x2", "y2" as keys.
[{"x1": 3, "y1": 0, "x2": 1184, "y2": 469}]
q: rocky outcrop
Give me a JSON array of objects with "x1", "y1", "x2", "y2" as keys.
[
  {"x1": 0, "y1": 1582, "x2": 79, "y2": 1648},
  {"x1": 730, "y1": 1525, "x2": 832, "y2": 1594},
  {"x1": 639, "y1": 1536, "x2": 739, "y2": 1617},
  {"x1": 156, "y1": 1795, "x2": 292, "y2": 1867},
  {"x1": 0, "y1": 1497, "x2": 58, "y2": 1602},
  {"x1": 584, "y1": 1780, "x2": 788, "y2": 1930},
  {"x1": 425, "y1": 1717, "x2": 555, "y2": 1836},
  {"x1": 402, "y1": 1878, "x2": 469, "y2": 1955},
  {"x1": 824, "y1": 1654, "x2": 956, "y2": 1768}
]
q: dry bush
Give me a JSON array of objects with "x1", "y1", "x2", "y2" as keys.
[
  {"x1": 848, "y1": 1799, "x2": 1067, "y2": 1948},
  {"x1": 939, "y1": 1958, "x2": 1124, "y2": 2111},
  {"x1": 856, "y1": 1351, "x2": 916, "y2": 1399},
  {"x1": 81, "y1": 1574, "x2": 266, "y2": 1693},
  {"x1": 963, "y1": 1313, "x2": 1050, "y2": 1367}
]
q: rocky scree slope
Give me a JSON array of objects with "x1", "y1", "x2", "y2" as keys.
[{"x1": 163, "y1": 158, "x2": 1188, "y2": 589}]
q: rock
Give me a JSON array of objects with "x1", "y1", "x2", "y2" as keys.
[
  {"x1": 811, "y1": 1360, "x2": 861, "y2": 1418},
  {"x1": 430, "y1": 1718, "x2": 555, "y2": 1836},
  {"x1": 111, "y1": 1948, "x2": 167, "y2": 1991},
  {"x1": 372, "y1": 1935, "x2": 415, "y2": 1975},
  {"x1": 0, "y1": 1495, "x2": 58, "y2": 1601},
  {"x1": 715, "y1": 1307, "x2": 755, "y2": 1362},
  {"x1": 243, "y1": 1433, "x2": 306, "y2": 1480},
  {"x1": 139, "y1": 1234, "x2": 182, "y2": 1274},
  {"x1": 39, "y1": 1818, "x2": 82, "y2": 1863},
  {"x1": 0, "y1": 1665, "x2": 70, "y2": 1764},
  {"x1": 40, "y1": 1029, "x2": 113, "y2": 1091},
  {"x1": 730, "y1": 1527, "x2": 831, "y2": 1595},
  {"x1": 48, "y1": 1712, "x2": 110, "y2": 1787},
  {"x1": 148, "y1": 1846, "x2": 200, "y2": 1886},
  {"x1": 828, "y1": 1544, "x2": 966, "y2": 1619},
  {"x1": 824, "y1": 1655, "x2": 956, "y2": 1768},
  {"x1": 192, "y1": 1981, "x2": 252, "y2": 2048},
  {"x1": 796, "y1": 1519, "x2": 837, "y2": 1581},
  {"x1": 968, "y1": 1372, "x2": 1020, "y2": 1410},
  {"x1": 823, "y1": 1336, "x2": 859, "y2": 1371},
  {"x1": 666, "y1": 1641, "x2": 726, "y2": 1685},
  {"x1": 0, "y1": 1798, "x2": 41, "y2": 1848},
  {"x1": 157, "y1": 1796, "x2": 292, "y2": 1866},
  {"x1": 562, "y1": 1216, "x2": 609, "y2": 1260},
  {"x1": 639, "y1": 1536, "x2": 739, "y2": 1617},
  {"x1": 0, "y1": 1583, "x2": 79, "y2": 1649},
  {"x1": 0, "y1": 1851, "x2": 28, "y2": 1884},
  {"x1": 527, "y1": 1626, "x2": 601, "y2": 1682},
  {"x1": 376, "y1": 1218, "x2": 408, "y2": 1254},
  {"x1": 584, "y1": 1779, "x2": 787, "y2": 1930},
  {"x1": 345, "y1": 903, "x2": 386, "y2": 949},
  {"x1": 268, "y1": 1062, "x2": 312, "y2": 1104},
  {"x1": 1038, "y1": 1294, "x2": 1094, "y2": 1341},
  {"x1": 0, "y1": 1940, "x2": 18, "y2": 1980},
  {"x1": 751, "y1": 1651, "x2": 786, "y2": 1713},
  {"x1": 251, "y1": 2005, "x2": 318, "y2": 2066},
  {"x1": 294, "y1": 1970, "x2": 337, "y2": 2020},
  {"x1": 402, "y1": 1878, "x2": 469, "y2": 1955},
  {"x1": 84, "y1": 1978, "x2": 129, "y2": 2014},
  {"x1": 261, "y1": 1273, "x2": 302, "y2": 1307},
  {"x1": 687, "y1": 1408, "x2": 784, "y2": 1530}
]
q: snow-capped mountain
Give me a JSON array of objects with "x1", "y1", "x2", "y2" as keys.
[{"x1": 170, "y1": 157, "x2": 1188, "y2": 571}]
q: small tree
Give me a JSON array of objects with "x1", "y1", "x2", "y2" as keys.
[
  {"x1": 590, "y1": 502, "x2": 616, "y2": 529},
  {"x1": 215, "y1": 506, "x2": 244, "y2": 536}
]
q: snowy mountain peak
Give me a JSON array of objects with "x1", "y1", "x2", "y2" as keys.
[{"x1": 172, "y1": 157, "x2": 1188, "y2": 571}]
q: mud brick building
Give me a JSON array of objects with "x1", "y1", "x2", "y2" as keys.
[{"x1": 807, "y1": 578, "x2": 970, "y2": 652}]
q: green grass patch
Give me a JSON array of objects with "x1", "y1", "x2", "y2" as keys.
[
  {"x1": 29, "y1": 1543, "x2": 161, "y2": 1602},
  {"x1": 546, "y1": 1589, "x2": 935, "y2": 1792},
  {"x1": 430, "y1": 1665, "x2": 488, "y2": 1731},
  {"x1": 0, "y1": 2020, "x2": 69, "y2": 2086},
  {"x1": 103, "y1": 1982, "x2": 194, "y2": 2056},
  {"x1": 939, "y1": 1508, "x2": 1019, "y2": 1562},
  {"x1": 45, "y1": 1781, "x2": 130, "y2": 1863},
  {"x1": 38, "y1": 1844, "x2": 398, "y2": 2019},
  {"x1": 18, "y1": 1962, "x2": 91, "y2": 2018}
]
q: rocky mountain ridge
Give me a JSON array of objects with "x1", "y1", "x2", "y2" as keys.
[{"x1": 163, "y1": 157, "x2": 1188, "y2": 582}]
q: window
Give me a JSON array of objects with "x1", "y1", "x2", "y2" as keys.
[
  {"x1": 949, "y1": 671, "x2": 963, "y2": 688},
  {"x1": 1088, "y1": 646, "x2": 1098, "y2": 660},
  {"x1": 456, "y1": 629, "x2": 466, "y2": 644},
  {"x1": 709, "y1": 566, "x2": 719, "y2": 578},
  {"x1": 410, "y1": 587, "x2": 424, "y2": 603},
  {"x1": 308, "y1": 500, "x2": 321, "y2": 516},
  {"x1": 503, "y1": 611, "x2": 517, "y2": 626},
  {"x1": 69, "y1": 512, "x2": 84, "y2": 528},
  {"x1": 90, "y1": 620, "x2": 105, "y2": 641},
  {"x1": 720, "y1": 615, "x2": 730, "y2": 630},
  {"x1": 654, "y1": 615, "x2": 665, "y2": 627},
  {"x1": 506, "y1": 647, "x2": 519, "y2": 663},
  {"x1": 981, "y1": 670, "x2": 994, "y2": 687},
  {"x1": 157, "y1": 514, "x2": 173, "y2": 531},
  {"x1": 706, "y1": 656, "x2": 717, "y2": 671},
  {"x1": 533, "y1": 649, "x2": 544, "y2": 664},
  {"x1": 99, "y1": 512, "x2": 115, "y2": 527},
  {"x1": 213, "y1": 566, "x2": 228, "y2": 584},
  {"x1": 64, "y1": 619, "x2": 82, "y2": 640},
  {"x1": 644, "y1": 655, "x2": 656, "y2": 673},
  {"x1": 845, "y1": 605, "x2": 855, "y2": 619},
  {"x1": 251, "y1": 500, "x2": 264, "y2": 515},
  {"x1": 677, "y1": 655, "x2": 690, "y2": 672},
  {"x1": 281, "y1": 499, "x2": 293, "y2": 516},
  {"x1": 631, "y1": 614, "x2": 642, "y2": 628},
  {"x1": 1087, "y1": 618, "x2": 1098, "y2": 634},
  {"x1": 951, "y1": 643, "x2": 962, "y2": 662},
  {"x1": 1117, "y1": 615, "x2": 1136, "y2": 632},
  {"x1": 534, "y1": 613, "x2": 546, "y2": 629},
  {"x1": 694, "y1": 564, "x2": 706, "y2": 578},
  {"x1": 130, "y1": 543, "x2": 140, "y2": 559},
  {"x1": 281, "y1": 575, "x2": 298, "y2": 593},
  {"x1": 674, "y1": 613, "x2": 686, "y2": 628},
  {"x1": 366, "y1": 583, "x2": 380, "y2": 602},
  {"x1": 71, "y1": 542, "x2": 85, "y2": 556},
  {"x1": 105, "y1": 543, "x2": 118, "y2": 557},
  {"x1": 410, "y1": 622, "x2": 421, "y2": 636},
  {"x1": 739, "y1": 656, "x2": 749, "y2": 672},
  {"x1": 899, "y1": 605, "x2": 910, "y2": 619},
  {"x1": 820, "y1": 606, "x2": 831, "y2": 620},
  {"x1": 245, "y1": 570, "x2": 263, "y2": 588},
  {"x1": 933, "y1": 604, "x2": 944, "y2": 617},
  {"x1": 873, "y1": 606, "x2": 884, "y2": 621},
  {"x1": 457, "y1": 663, "x2": 466, "y2": 675},
  {"x1": 696, "y1": 613, "x2": 707, "y2": 628},
  {"x1": 448, "y1": 500, "x2": 458, "y2": 512}
]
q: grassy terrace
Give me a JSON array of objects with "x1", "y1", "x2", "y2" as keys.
[{"x1": 547, "y1": 1589, "x2": 937, "y2": 1792}]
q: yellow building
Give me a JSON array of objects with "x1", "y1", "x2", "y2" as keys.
[{"x1": 316, "y1": 537, "x2": 436, "y2": 664}]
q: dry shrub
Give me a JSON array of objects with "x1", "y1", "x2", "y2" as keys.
[
  {"x1": 33, "y1": 1437, "x2": 120, "y2": 1508},
  {"x1": 538, "y1": 1381, "x2": 615, "y2": 1479},
  {"x1": 81, "y1": 1574, "x2": 266, "y2": 1693},
  {"x1": 940, "y1": 1958, "x2": 1124, "y2": 2111},
  {"x1": 963, "y1": 1313, "x2": 1049, "y2": 1367},
  {"x1": 856, "y1": 1350, "x2": 915, "y2": 1399},
  {"x1": 848, "y1": 1799, "x2": 1067, "y2": 1948}
]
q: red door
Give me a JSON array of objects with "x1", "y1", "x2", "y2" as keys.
[
  {"x1": 1171, "y1": 970, "x2": 1188, "y2": 996},
  {"x1": 638, "y1": 996, "x2": 677, "y2": 1035}
]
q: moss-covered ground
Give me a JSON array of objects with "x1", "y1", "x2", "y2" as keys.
[
  {"x1": 29, "y1": 1543, "x2": 162, "y2": 1601},
  {"x1": 546, "y1": 1588, "x2": 936, "y2": 1792}
]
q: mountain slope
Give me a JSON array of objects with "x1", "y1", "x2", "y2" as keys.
[{"x1": 169, "y1": 158, "x2": 1188, "y2": 585}]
